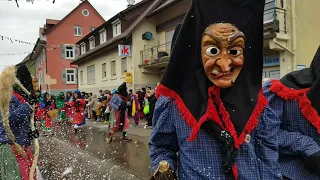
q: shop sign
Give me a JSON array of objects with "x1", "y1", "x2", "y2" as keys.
[
  {"x1": 125, "y1": 72, "x2": 132, "y2": 83},
  {"x1": 264, "y1": 55, "x2": 280, "y2": 67}
]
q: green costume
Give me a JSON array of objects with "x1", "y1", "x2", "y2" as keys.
[{"x1": 56, "y1": 92, "x2": 66, "y2": 121}]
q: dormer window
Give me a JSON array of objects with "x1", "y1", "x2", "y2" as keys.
[
  {"x1": 80, "y1": 42, "x2": 86, "y2": 54},
  {"x1": 100, "y1": 29, "x2": 107, "y2": 43},
  {"x1": 112, "y1": 19, "x2": 121, "y2": 37},
  {"x1": 89, "y1": 36, "x2": 95, "y2": 50}
]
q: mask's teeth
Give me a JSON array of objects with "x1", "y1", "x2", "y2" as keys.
[{"x1": 212, "y1": 70, "x2": 219, "y2": 75}]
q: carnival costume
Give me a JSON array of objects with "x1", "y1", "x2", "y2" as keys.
[
  {"x1": 263, "y1": 47, "x2": 320, "y2": 179},
  {"x1": 131, "y1": 93, "x2": 140, "y2": 125},
  {"x1": 39, "y1": 93, "x2": 53, "y2": 135},
  {"x1": 56, "y1": 92, "x2": 66, "y2": 122},
  {"x1": 149, "y1": 0, "x2": 320, "y2": 179},
  {"x1": 107, "y1": 82, "x2": 131, "y2": 143},
  {"x1": 0, "y1": 65, "x2": 39, "y2": 180},
  {"x1": 71, "y1": 90, "x2": 86, "y2": 132}
]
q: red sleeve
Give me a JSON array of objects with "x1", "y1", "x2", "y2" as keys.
[
  {"x1": 79, "y1": 99, "x2": 86, "y2": 105},
  {"x1": 13, "y1": 92, "x2": 26, "y2": 104},
  {"x1": 70, "y1": 101, "x2": 75, "y2": 107}
]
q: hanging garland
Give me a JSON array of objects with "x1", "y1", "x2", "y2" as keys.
[{"x1": 15, "y1": 0, "x2": 56, "y2": 8}]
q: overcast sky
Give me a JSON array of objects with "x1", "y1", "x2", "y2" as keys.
[{"x1": 0, "y1": 0, "x2": 141, "y2": 72}]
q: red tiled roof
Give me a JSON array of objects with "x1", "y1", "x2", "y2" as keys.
[{"x1": 46, "y1": 19, "x2": 60, "y2": 25}]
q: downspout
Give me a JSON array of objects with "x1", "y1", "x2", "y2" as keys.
[{"x1": 291, "y1": 0, "x2": 297, "y2": 71}]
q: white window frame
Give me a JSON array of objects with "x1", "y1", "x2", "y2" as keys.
[
  {"x1": 102, "y1": 63, "x2": 107, "y2": 80},
  {"x1": 82, "y1": 9, "x2": 89, "y2": 16},
  {"x1": 121, "y1": 57, "x2": 127, "y2": 76},
  {"x1": 99, "y1": 29, "x2": 107, "y2": 44},
  {"x1": 65, "y1": 68, "x2": 76, "y2": 84},
  {"x1": 87, "y1": 65, "x2": 96, "y2": 85},
  {"x1": 65, "y1": 45, "x2": 75, "y2": 59},
  {"x1": 80, "y1": 70, "x2": 84, "y2": 84},
  {"x1": 80, "y1": 42, "x2": 86, "y2": 54},
  {"x1": 74, "y1": 26, "x2": 82, "y2": 36},
  {"x1": 110, "y1": 59, "x2": 117, "y2": 79},
  {"x1": 89, "y1": 36, "x2": 95, "y2": 50},
  {"x1": 112, "y1": 19, "x2": 121, "y2": 37}
]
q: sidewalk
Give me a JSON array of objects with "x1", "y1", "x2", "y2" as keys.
[{"x1": 86, "y1": 118, "x2": 152, "y2": 138}]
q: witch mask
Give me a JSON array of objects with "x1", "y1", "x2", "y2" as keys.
[{"x1": 202, "y1": 23, "x2": 245, "y2": 88}]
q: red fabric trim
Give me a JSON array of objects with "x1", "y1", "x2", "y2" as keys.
[
  {"x1": 156, "y1": 84, "x2": 198, "y2": 129},
  {"x1": 299, "y1": 95, "x2": 320, "y2": 134},
  {"x1": 270, "y1": 80, "x2": 320, "y2": 134},
  {"x1": 232, "y1": 163, "x2": 239, "y2": 180},
  {"x1": 212, "y1": 88, "x2": 268, "y2": 149},
  {"x1": 118, "y1": 94, "x2": 128, "y2": 101},
  {"x1": 13, "y1": 92, "x2": 26, "y2": 104},
  {"x1": 156, "y1": 84, "x2": 225, "y2": 141},
  {"x1": 270, "y1": 80, "x2": 309, "y2": 101}
]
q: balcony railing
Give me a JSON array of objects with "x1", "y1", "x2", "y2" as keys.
[
  {"x1": 264, "y1": 0, "x2": 287, "y2": 38},
  {"x1": 140, "y1": 42, "x2": 172, "y2": 67}
]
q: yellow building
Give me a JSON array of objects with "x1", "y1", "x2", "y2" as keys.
[
  {"x1": 72, "y1": 0, "x2": 320, "y2": 94},
  {"x1": 263, "y1": 0, "x2": 320, "y2": 79}
]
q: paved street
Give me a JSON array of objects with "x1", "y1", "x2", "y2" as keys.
[{"x1": 38, "y1": 120, "x2": 153, "y2": 180}]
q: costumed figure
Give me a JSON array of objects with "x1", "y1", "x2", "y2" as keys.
[
  {"x1": 0, "y1": 65, "x2": 39, "y2": 180},
  {"x1": 149, "y1": 0, "x2": 320, "y2": 179},
  {"x1": 39, "y1": 93, "x2": 54, "y2": 136},
  {"x1": 56, "y1": 92, "x2": 67, "y2": 124},
  {"x1": 107, "y1": 82, "x2": 131, "y2": 143},
  {"x1": 136, "y1": 88, "x2": 145, "y2": 119},
  {"x1": 71, "y1": 90, "x2": 86, "y2": 133},
  {"x1": 263, "y1": 47, "x2": 320, "y2": 179},
  {"x1": 65, "y1": 91, "x2": 73, "y2": 120},
  {"x1": 131, "y1": 92, "x2": 140, "y2": 125},
  {"x1": 146, "y1": 90, "x2": 157, "y2": 127}
]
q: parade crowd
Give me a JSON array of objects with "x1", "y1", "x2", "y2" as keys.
[{"x1": 35, "y1": 83, "x2": 158, "y2": 142}]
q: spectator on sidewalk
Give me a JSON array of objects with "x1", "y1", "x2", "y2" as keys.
[
  {"x1": 99, "y1": 90, "x2": 103, "y2": 97},
  {"x1": 147, "y1": 90, "x2": 157, "y2": 127},
  {"x1": 136, "y1": 88, "x2": 145, "y2": 119},
  {"x1": 89, "y1": 94, "x2": 99, "y2": 120},
  {"x1": 127, "y1": 89, "x2": 133, "y2": 118}
]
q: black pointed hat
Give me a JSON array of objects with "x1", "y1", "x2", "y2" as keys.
[
  {"x1": 159, "y1": 0, "x2": 265, "y2": 133},
  {"x1": 306, "y1": 77, "x2": 320, "y2": 114},
  {"x1": 14, "y1": 64, "x2": 33, "y2": 100},
  {"x1": 280, "y1": 46, "x2": 320, "y2": 89},
  {"x1": 117, "y1": 82, "x2": 128, "y2": 98}
]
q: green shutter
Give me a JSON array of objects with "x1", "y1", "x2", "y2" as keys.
[
  {"x1": 75, "y1": 69, "x2": 78, "y2": 84},
  {"x1": 61, "y1": 45, "x2": 65, "y2": 59},
  {"x1": 74, "y1": 46, "x2": 79, "y2": 58},
  {"x1": 62, "y1": 69, "x2": 66, "y2": 84}
]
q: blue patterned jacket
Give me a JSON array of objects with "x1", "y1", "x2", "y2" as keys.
[
  {"x1": 150, "y1": 94, "x2": 320, "y2": 180},
  {"x1": 263, "y1": 80, "x2": 320, "y2": 180},
  {"x1": 0, "y1": 94, "x2": 33, "y2": 145}
]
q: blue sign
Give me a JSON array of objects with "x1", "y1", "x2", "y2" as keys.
[{"x1": 263, "y1": 55, "x2": 280, "y2": 67}]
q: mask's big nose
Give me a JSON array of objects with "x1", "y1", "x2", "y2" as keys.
[{"x1": 216, "y1": 52, "x2": 232, "y2": 72}]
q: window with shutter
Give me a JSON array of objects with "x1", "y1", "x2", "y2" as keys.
[
  {"x1": 63, "y1": 69, "x2": 76, "y2": 84},
  {"x1": 65, "y1": 45, "x2": 75, "y2": 59}
]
